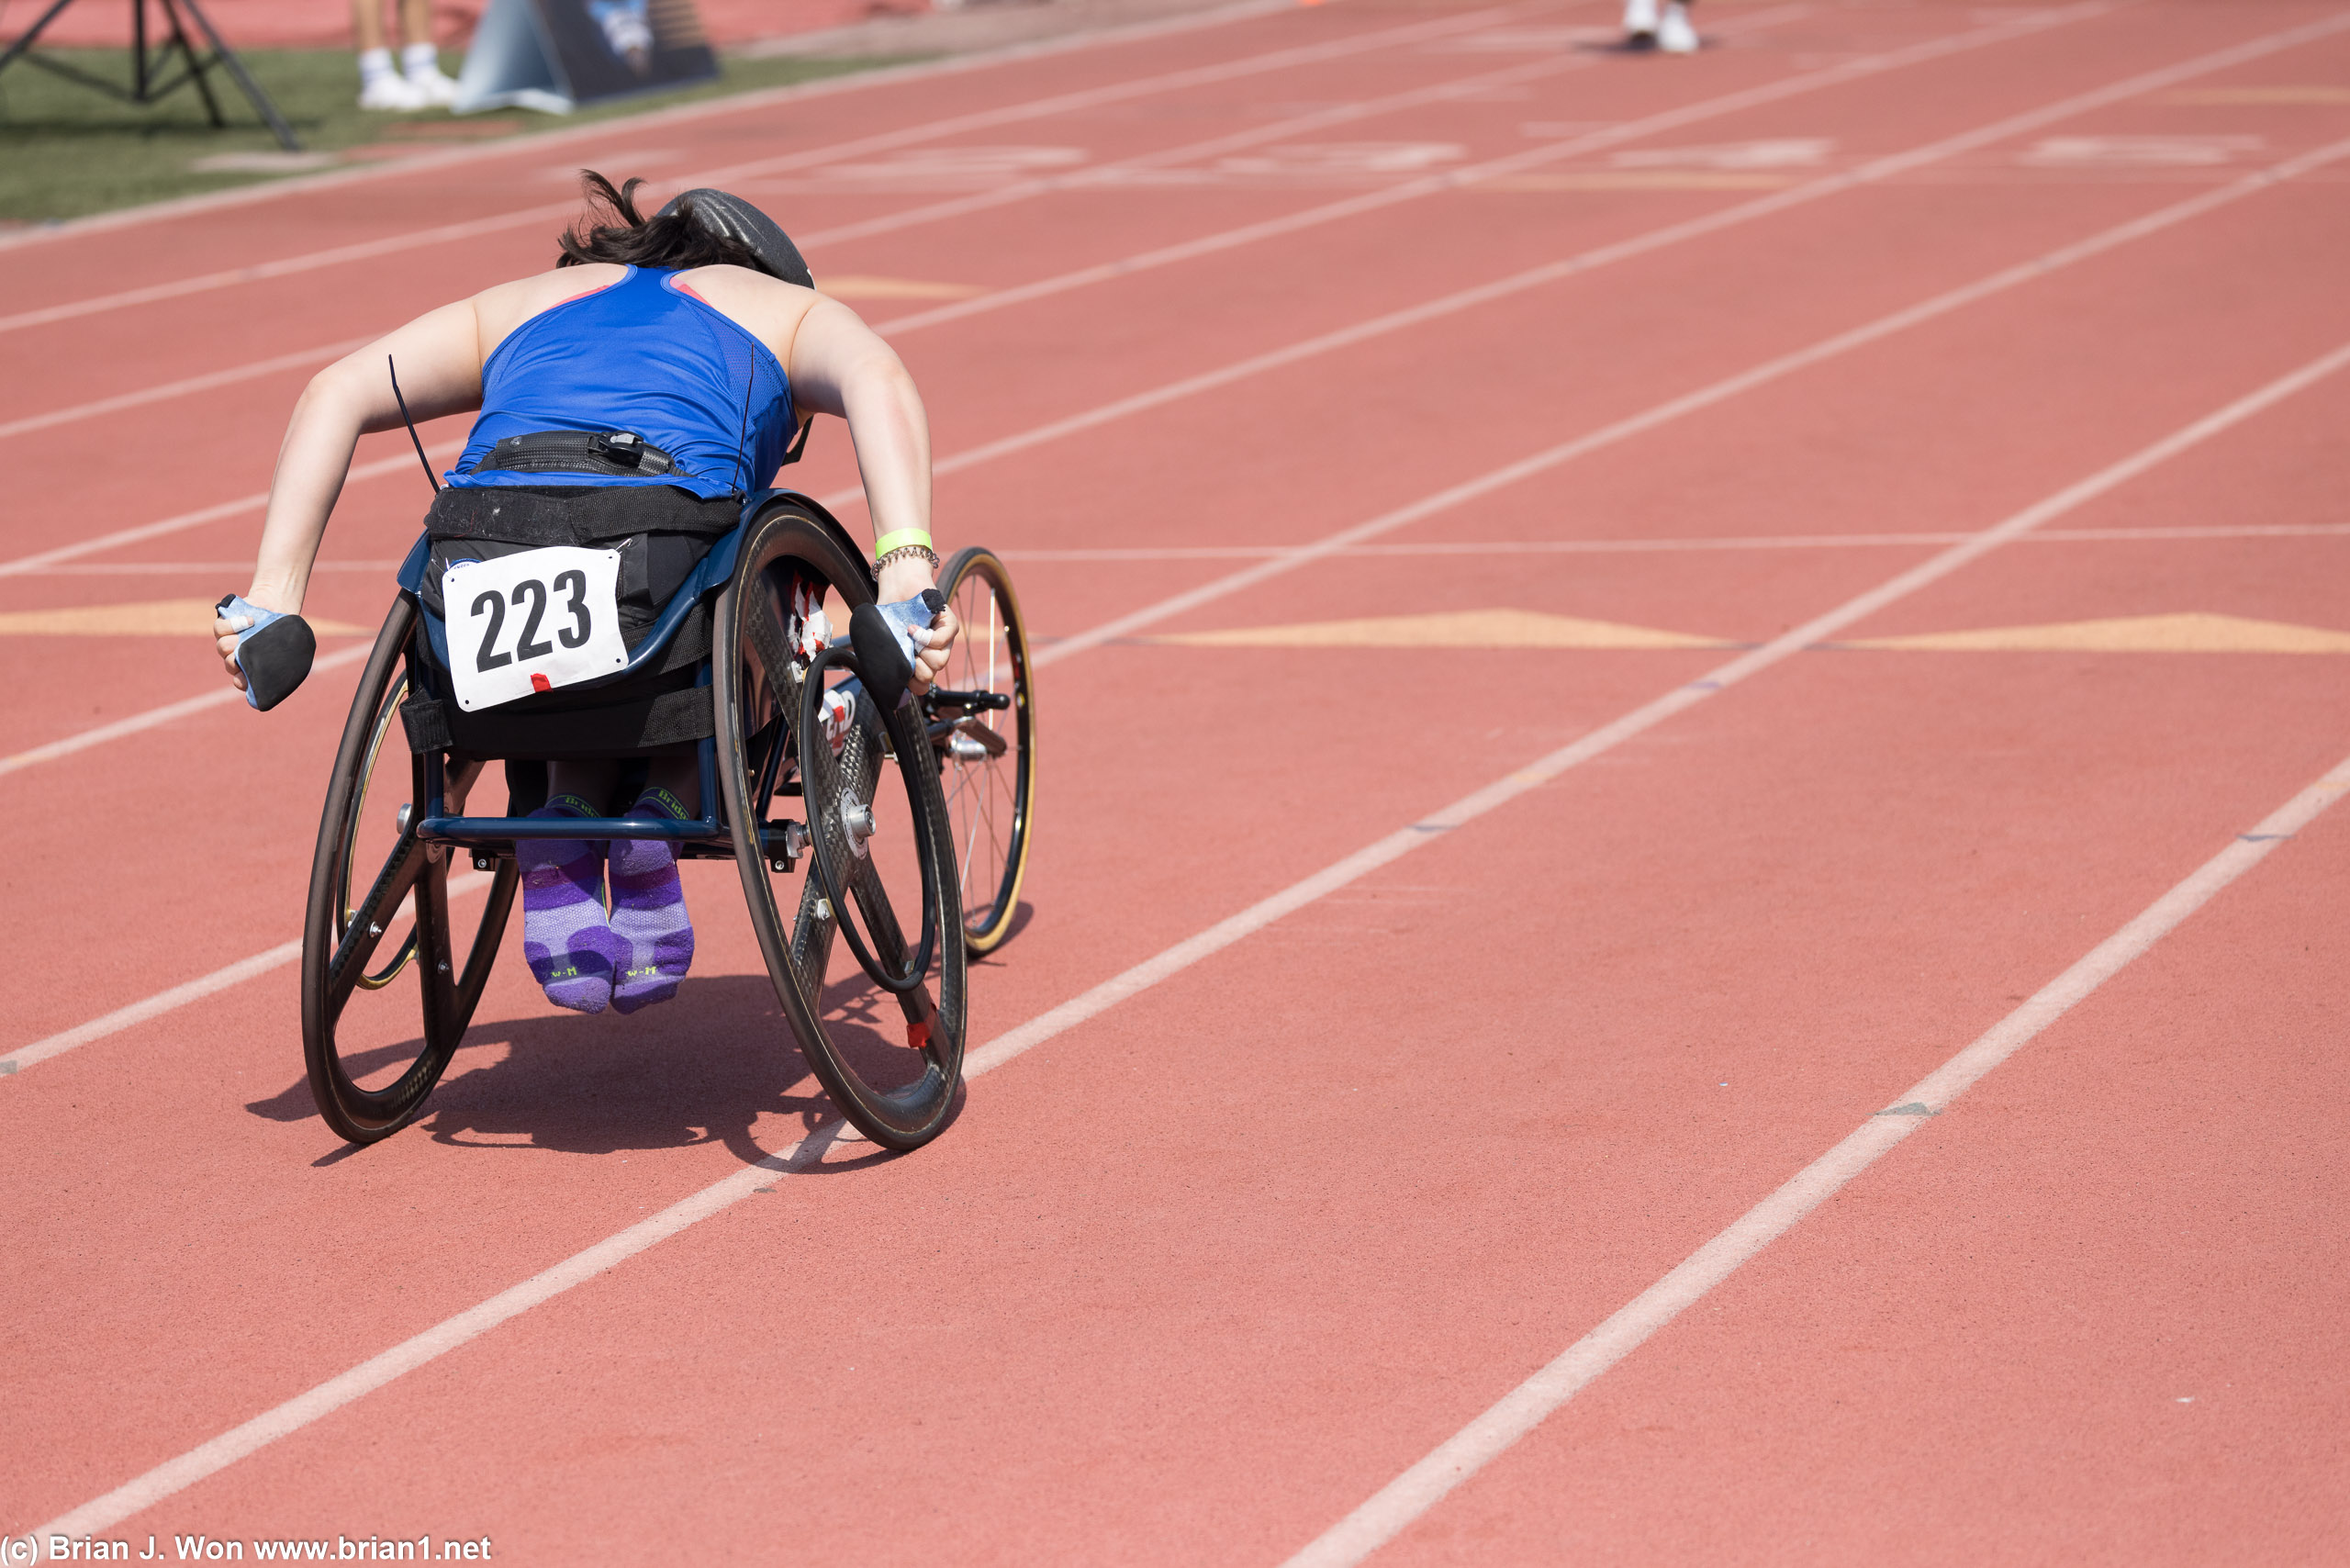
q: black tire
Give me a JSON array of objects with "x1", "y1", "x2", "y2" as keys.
[
  {"x1": 302, "y1": 597, "x2": 519, "y2": 1144},
  {"x1": 930, "y1": 547, "x2": 1035, "y2": 955},
  {"x1": 712, "y1": 501, "x2": 967, "y2": 1151}
]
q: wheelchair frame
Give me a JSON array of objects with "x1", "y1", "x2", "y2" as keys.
[{"x1": 302, "y1": 490, "x2": 975, "y2": 1153}]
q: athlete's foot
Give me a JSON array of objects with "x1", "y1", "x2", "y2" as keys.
[
  {"x1": 608, "y1": 787, "x2": 696, "y2": 1014},
  {"x1": 519, "y1": 795, "x2": 625, "y2": 1014},
  {"x1": 1622, "y1": 0, "x2": 1660, "y2": 46},
  {"x1": 1657, "y1": 2, "x2": 1697, "y2": 53}
]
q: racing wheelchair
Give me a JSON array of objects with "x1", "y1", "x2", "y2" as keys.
[{"x1": 299, "y1": 491, "x2": 1035, "y2": 1152}]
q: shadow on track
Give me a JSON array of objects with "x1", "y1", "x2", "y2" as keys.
[{"x1": 244, "y1": 974, "x2": 938, "y2": 1171}]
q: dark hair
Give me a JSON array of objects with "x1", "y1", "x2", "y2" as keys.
[{"x1": 556, "y1": 171, "x2": 763, "y2": 272}]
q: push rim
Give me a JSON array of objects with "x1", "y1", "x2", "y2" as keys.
[
  {"x1": 933, "y1": 547, "x2": 1034, "y2": 955},
  {"x1": 338, "y1": 670, "x2": 421, "y2": 991}
]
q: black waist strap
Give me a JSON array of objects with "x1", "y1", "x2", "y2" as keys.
[
  {"x1": 475, "y1": 429, "x2": 681, "y2": 477},
  {"x1": 426, "y1": 484, "x2": 741, "y2": 546}
]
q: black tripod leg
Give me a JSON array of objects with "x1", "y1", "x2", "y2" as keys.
[
  {"x1": 173, "y1": 0, "x2": 300, "y2": 148},
  {"x1": 155, "y1": 0, "x2": 228, "y2": 127},
  {"x1": 0, "y1": 0, "x2": 82, "y2": 74}
]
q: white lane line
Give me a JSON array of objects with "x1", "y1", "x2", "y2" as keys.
[
  {"x1": 0, "y1": 439, "x2": 460, "y2": 580},
  {"x1": 0, "y1": 644, "x2": 374, "y2": 782},
  {"x1": 767, "y1": 53, "x2": 1597, "y2": 249},
  {"x1": 14, "y1": 561, "x2": 408, "y2": 575},
  {"x1": 8, "y1": 119, "x2": 2340, "y2": 777},
  {"x1": 0, "y1": 339, "x2": 371, "y2": 443},
  {"x1": 0, "y1": 876, "x2": 487, "y2": 1078},
  {"x1": 878, "y1": 5, "x2": 2350, "y2": 380},
  {"x1": 0, "y1": 0, "x2": 1540, "y2": 335},
  {"x1": 1002, "y1": 341, "x2": 2350, "y2": 1075},
  {"x1": 13, "y1": 523, "x2": 2343, "y2": 574},
  {"x1": 779, "y1": 3, "x2": 1812, "y2": 251},
  {"x1": 0, "y1": 0, "x2": 1313, "y2": 252},
  {"x1": 867, "y1": 1, "x2": 2125, "y2": 335},
  {"x1": 0, "y1": 489, "x2": 269, "y2": 579},
  {"x1": 20, "y1": 339, "x2": 2344, "y2": 1541},
  {"x1": 1279, "y1": 752, "x2": 2350, "y2": 1568},
  {"x1": 8, "y1": 101, "x2": 2341, "y2": 804},
  {"x1": 3, "y1": 946, "x2": 297, "y2": 1079},
  {"x1": 1028, "y1": 134, "x2": 2350, "y2": 666},
  {"x1": 0, "y1": 38, "x2": 1601, "y2": 444},
  {"x1": 994, "y1": 521, "x2": 2350, "y2": 561},
  {"x1": 0, "y1": 0, "x2": 1817, "y2": 437},
  {"x1": 0, "y1": 0, "x2": 2148, "y2": 577}
]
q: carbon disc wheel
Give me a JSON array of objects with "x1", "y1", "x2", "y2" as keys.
[
  {"x1": 301, "y1": 597, "x2": 517, "y2": 1144},
  {"x1": 713, "y1": 501, "x2": 967, "y2": 1151}
]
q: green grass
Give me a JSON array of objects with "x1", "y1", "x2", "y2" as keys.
[{"x1": 0, "y1": 47, "x2": 922, "y2": 223}]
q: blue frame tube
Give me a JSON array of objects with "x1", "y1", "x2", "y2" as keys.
[
  {"x1": 415, "y1": 682, "x2": 730, "y2": 847},
  {"x1": 396, "y1": 486, "x2": 835, "y2": 855}
]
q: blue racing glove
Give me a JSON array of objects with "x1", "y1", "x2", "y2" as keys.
[
  {"x1": 216, "y1": 594, "x2": 317, "y2": 711},
  {"x1": 847, "y1": 588, "x2": 946, "y2": 715}
]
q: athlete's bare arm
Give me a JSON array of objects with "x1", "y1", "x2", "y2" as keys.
[{"x1": 216, "y1": 263, "x2": 954, "y2": 693}]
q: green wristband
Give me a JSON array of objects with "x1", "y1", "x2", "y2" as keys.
[{"x1": 872, "y1": 529, "x2": 934, "y2": 562}]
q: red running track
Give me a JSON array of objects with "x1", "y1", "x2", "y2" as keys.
[{"x1": 5, "y1": 1, "x2": 2350, "y2": 1562}]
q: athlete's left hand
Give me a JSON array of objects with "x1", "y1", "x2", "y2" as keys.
[{"x1": 876, "y1": 559, "x2": 957, "y2": 694}]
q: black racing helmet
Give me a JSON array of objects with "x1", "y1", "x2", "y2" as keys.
[{"x1": 655, "y1": 188, "x2": 813, "y2": 290}]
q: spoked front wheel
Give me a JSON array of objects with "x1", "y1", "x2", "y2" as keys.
[
  {"x1": 713, "y1": 501, "x2": 968, "y2": 1151},
  {"x1": 928, "y1": 546, "x2": 1035, "y2": 955},
  {"x1": 301, "y1": 597, "x2": 518, "y2": 1144}
]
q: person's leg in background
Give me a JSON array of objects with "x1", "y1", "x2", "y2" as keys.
[
  {"x1": 398, "y1": 0, "x2": 461, "y2": 106},
  {"x1": 352, "y1": 0, "x2": 426, "y2": 109},
  {"x1": 353, "y1": 0, "x2": 458, "y2": 108}
]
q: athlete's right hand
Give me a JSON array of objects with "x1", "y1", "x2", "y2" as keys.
[
  {"x1": 214, "y1": 590, "x2": 316, "y2": 711},
  {"x1": 214, "y1": 610, "x2": 252, "y2": 691}
]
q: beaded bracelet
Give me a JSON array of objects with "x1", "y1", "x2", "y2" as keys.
[
  {"x1": 872, "y1": 528, "x2": 934, "y2": 561},
  {"x1": 876, "y1": 542, "x2": 941, "y2": 575}
]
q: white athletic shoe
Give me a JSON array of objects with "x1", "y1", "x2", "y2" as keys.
[
  {"x1": 1622, "y1": 0, "x2": 1659, "y2": 42},
  {"x1": 406, "y1": 64, "x2": 461, "y2": 106},
  {"x1": 1657, "y1": 2, "x2": 1698, "y2": 52},
  {"x1": 358, "y1": 72, "x2": 431, "y2": 111}
]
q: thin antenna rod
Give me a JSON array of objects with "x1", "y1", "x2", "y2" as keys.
[
  {"x1": 387, "y1": 355, "x2": 441, "y2": 493},
  {"x1": 731, "y1": 350, "x2": 755, "y2": 499}
]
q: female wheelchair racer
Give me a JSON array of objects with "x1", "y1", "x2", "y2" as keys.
[{"x1": 212, "y1": 176, "x2": 992, "y2": 1149}]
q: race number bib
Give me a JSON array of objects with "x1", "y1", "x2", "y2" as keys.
[{"x1": 442, "y1": 547, "x2": 629, "y2": 712}]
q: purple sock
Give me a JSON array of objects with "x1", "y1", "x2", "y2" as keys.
[
  {"x1": 609, "y1": 786, "x2": 695, "y2": 1014},
  {"x1": 518, "y1": 794, "x2": 626, "y2": 1014}
]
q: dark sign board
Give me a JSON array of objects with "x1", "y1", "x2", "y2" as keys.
[{"x1": 453, "y1": 0, "x2": 716, "y2": 114}]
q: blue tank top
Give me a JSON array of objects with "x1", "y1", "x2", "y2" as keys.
[{"x1": 448, "y1": 265, "x2": 796, "y2": 500}]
